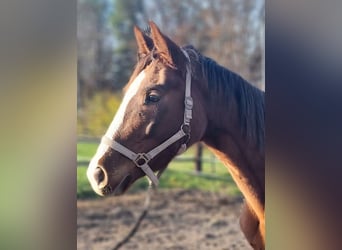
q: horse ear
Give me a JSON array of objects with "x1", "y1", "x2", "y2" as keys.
[
  {"x1": 134, "y1": 25, "x2": 153, "y2": 58},
  {"x1": 149, "y1": 21, "x2": 184, "y2": 68}
]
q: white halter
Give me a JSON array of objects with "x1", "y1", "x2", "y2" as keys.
[{"x1": 101, "y1": 49, "x2": 192, "y2": 186}]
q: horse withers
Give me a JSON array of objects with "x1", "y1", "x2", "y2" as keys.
[{"x1": 87, "y1": 21, "x2": 265, "y2": 250}]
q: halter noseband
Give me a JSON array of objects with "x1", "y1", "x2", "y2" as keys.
[{"x1": 101, "y1": 49, "x2": 192, "y2": 186}]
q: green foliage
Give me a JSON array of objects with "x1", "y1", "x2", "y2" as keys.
[
  {"x1": 77, "y1": 142, "x2": 241, "y2": 199},
  {"x1": 77, "y1": 91, "x2": 122, "y2": 136}
]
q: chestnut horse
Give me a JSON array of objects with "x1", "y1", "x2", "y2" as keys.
[{"x1": 87, "y1": 21, "x2": 265, "y2": 250}]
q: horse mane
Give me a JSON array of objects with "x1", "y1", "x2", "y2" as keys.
[{"x1": 183, "y1": 45, "x2": 265, "y2": 151}]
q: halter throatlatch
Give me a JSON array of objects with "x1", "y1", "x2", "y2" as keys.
[{"x1": 101, "y1": 49, "x2": 192, "y2": 186}]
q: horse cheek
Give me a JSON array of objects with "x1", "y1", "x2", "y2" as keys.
[{"x1": 145, "y1": 121, "x2": 156, "y2": 136}]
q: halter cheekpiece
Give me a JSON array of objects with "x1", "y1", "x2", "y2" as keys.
[{"x1": 101, "y1": 49, "x2": 192, "y2": 186}]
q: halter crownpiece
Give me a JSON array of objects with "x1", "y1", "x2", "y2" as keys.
[{"x1": 101, "y1": 49, "x2": 192, "y2": 186}]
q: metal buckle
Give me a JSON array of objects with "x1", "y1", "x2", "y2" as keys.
[
  {"x1": 180, "y1": 124, "x2": 190, "y2": 134},
  {"x1": 184, "y1": 97, "x2": 193, "y2": 109},
  {"x1": 181, "y1": 124, "x2": 191, "y2": 143},
  {"x1": 134, "y1": 153, "x2": 150, "y2": 167}
]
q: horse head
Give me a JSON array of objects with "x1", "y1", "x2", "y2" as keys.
[{"x1": 87, "y1": 21, "x2": 207, "y2": 196}]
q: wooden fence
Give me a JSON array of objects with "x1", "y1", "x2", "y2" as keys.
[{"x1": 77, "y1": 137, "x2": 219, "y2": 172}]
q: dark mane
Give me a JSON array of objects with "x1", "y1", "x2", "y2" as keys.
[{"x1": 183, "y1": 46, "x2": 265, "y2": 151}]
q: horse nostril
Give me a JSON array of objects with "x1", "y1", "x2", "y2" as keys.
[{"x1": 93, "y1": 166, "x2": 107, "y2": 187}]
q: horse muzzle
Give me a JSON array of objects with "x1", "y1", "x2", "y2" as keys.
[{"x1": 87, "y1": 164, "x2": 133, "y2": 196}]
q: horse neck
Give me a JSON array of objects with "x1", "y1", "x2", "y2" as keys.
[{"x1": 200, "y1": 68, "x2": 265, "y2": 218}]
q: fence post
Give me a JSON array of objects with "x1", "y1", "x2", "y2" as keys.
[{"x1": 195, "y1": 143, "x2": 203, "y2": 173}]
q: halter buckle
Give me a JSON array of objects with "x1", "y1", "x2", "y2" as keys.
[
  {"x1": 184, "y1": 97, "x2": 193, "y2": 109},
  {"x1": 180, "y1": 124, "x2": 191, "y2": 144},
  {"x1": 181, "y1": 124, "x2": 190, "y2": 134},
  {"x1": 134, "y1": 153, "x2": 150, "y2": 167}
]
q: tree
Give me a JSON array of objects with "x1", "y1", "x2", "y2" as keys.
[
  {"x1": 110, "y1": 0, "x2": 145, "y2": 90},
  {"x1": 77, "y1": 0, "x2": 114, "y2": 107},
  {"x1": 142, "y1": 0, "x2": 264, "y2": 87}
]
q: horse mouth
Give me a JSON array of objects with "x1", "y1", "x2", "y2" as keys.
[
  {"x1": 101, "y1": 185, "x2": 113, "y2": 196},
  {"x1": 112, "y1": 175, "x2": 132, "y2": 196}
]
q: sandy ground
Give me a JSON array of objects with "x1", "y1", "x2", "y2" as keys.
[{"x1": 77, "y1": 189, "x2": 252, "y2": 250}]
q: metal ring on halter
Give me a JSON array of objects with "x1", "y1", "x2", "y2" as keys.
[
  {"x1": 134, "y1": 153, "x2": 150, "y2": 167},
  {"x1": 180, "y1": 124, "x2": 191, "y2": 144},
  {"x1": 181, "y1": 124, "x2": 190, "y2": 134}
]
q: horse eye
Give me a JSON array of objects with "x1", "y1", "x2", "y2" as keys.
[{"x1": 145, "y1": 94, "x2": 160, "y2": 104}]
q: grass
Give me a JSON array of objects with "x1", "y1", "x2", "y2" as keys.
[
  {"x1": 77, "y1": 142, "x2": 241, "y2": 199},
  {"x1": 77, "y1": 142, "x2": 99, "y2": 162}
]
